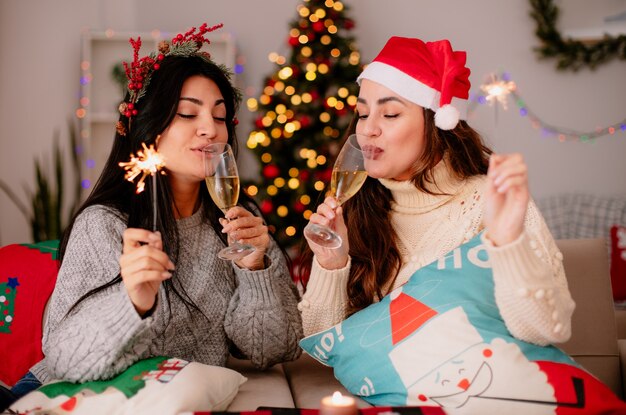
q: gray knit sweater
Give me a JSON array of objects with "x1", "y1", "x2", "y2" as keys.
[{"x1": 30, "y1": 205, "x2": 302, "y2": 383}]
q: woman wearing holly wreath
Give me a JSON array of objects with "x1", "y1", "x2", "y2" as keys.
[{"x1": 4, "y1": 23, "x2": 302, "y2": 406}]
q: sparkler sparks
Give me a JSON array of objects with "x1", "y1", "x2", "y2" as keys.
[
  {"x1": 119, "y1": 142, "x2": 166, "y2": 194},
  {"x1": 480, "y1": 74, "x2": 516, "y2": 110}
]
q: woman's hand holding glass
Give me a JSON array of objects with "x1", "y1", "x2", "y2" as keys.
[
  {"x1": 219, "y1": 205, "x2": 270, "y2": 270},
  {"x1": 203, "y1": 142, "x2": 262, "y2": 262},
  {"x1": 306, "y1": 195, "x2": 351, "y2": 270},
  {"x1": 304, "y1": 134, "x2": 367, "y2": 268},
  {"x1": 119, "y1": 228, "x2": 175, "y2": 316}
]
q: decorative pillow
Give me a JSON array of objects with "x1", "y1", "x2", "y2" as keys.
[
  {"x1": 10, "y1": 356, "x2": 247, "y2": 414},
  {"x1": 0, "y1": 240, "x2": 59, "y2": 386},
  {"x1": 300, "y1": 234, "x2": 626, "y2": 414},
  {"x1": 610, "y1": 225, "x2": 626, "y2": 303}
]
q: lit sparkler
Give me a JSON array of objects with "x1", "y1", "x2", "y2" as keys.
[
  {"x1": 480, "y1": 73, "x2": 516, "y2": 110},
  {"x1": 119, "y1": 141, "x2": 166, "y2": 230}
]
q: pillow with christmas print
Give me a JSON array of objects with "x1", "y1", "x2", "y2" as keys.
[
  {"x1": 610, "y1": 225, "x2": 626, "y2": 303},
  {"x1": 0, "y1": 240, "x2": 59, "y2": 386},
  {"x1": 10, "y1": 356, "x2": 246, "y2": 415},
  {"x1": 300, "y1": 233, "x2": 626, "y2": 414}
]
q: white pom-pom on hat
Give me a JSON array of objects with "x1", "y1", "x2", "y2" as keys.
[{"x1": 434, "y1": 104, "x2": 460, "y2": 130}]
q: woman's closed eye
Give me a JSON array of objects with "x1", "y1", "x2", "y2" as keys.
[
  {"x1": 358, "y1": 113, "x2": 399, "y2": 120},
  {"x1": 176, "y1": 113, "x2": 226, "y2": 122}
]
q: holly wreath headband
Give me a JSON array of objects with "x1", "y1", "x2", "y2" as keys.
[{"x1": 116, "y1": 22, "x2": 239, "y2": 136}]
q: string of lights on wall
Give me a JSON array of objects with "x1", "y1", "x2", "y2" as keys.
[{"x1": 472, "y1": 72, "x2": 626, "y2": 143}]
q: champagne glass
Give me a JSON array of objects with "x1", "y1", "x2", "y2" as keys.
[
  {"x1": 304, "y1": 134, "x2": 367, "y2": 249},
  {"x1": 203, "y1": 143, "x2": 255, "y2": 261}
]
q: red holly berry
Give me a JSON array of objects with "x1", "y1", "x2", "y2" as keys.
[{"x1": 153, "y1": 63, "x2": 160, "y2": 70}]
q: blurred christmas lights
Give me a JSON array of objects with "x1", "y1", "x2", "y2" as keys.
[{"x1": 472, "y1": 72, "x2": 626, "y2": 143}]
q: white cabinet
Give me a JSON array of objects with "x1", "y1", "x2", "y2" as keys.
[{"x1": 79, "y1": 30, "x2": 236, "y2": 189}]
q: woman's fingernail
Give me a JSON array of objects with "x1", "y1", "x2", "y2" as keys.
[
  {"x1": 162, "y1": 271, "x2": 172, "y2": 278},
  {"x1": 168, "y1": 261, "x2": 175, "y2": 269}
]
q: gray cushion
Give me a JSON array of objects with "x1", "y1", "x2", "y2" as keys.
[{"x1": 226, "y1": 357, "x2": 295, "y2": 410}]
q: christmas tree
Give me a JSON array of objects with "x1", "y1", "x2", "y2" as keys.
[{"x1": 244, "y1": 0, "x2": 362, "y2": 251}]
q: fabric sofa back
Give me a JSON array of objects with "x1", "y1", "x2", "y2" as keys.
[
  {"x1": 557, "y1": 238, "x2": 622, "y2": 398},
  {"x1": 537, "y1": 194, "x2": 626, "y2": 241}
]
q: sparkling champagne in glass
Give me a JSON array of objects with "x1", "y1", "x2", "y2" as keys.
[
  {"x1": 203, "y1": 143, "x2": 255, "y2": 261},
  {"x1": 304, "y1": 134, "x2": 367, "y2": 249}
]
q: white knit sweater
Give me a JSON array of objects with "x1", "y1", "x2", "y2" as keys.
[{"x1": 299, "y1": 159, "x2": 576, "y2": 346}]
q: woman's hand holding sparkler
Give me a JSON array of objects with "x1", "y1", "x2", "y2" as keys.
[{"x1": 119, "y1": 228, "x2": 175, "y2": 316}]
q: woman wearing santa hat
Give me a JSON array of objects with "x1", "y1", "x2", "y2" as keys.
[{"x1": 299, "y1": 37, "x2": 575, "y2": 347}]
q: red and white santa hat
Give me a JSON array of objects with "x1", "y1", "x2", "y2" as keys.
[{"x1": 357, "y1": 37, "x2": 471, "y2": 130}]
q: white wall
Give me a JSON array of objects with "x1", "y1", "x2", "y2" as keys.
[{"x1": 1, "y1": 0, "x2": 625, "y2": 244}]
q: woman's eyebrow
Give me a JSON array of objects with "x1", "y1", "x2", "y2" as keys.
[
  {"x1": 356, "y1": 96, "x2": 406, "y2": 106},
  {"x1": 179, "y1": 97, "x2": 203, "y2": 105},
  {"x1": 178, "y1": 97, "x2": 226, "y2": 106}
]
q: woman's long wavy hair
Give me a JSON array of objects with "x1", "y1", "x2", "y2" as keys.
[
  {"x1": 301, "y1": 109, "x2": 492, "y2": 316},
  {"x1": 61, "y1": 55, "x2": 258, "y2": 319}
]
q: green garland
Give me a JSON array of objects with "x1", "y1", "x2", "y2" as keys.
[{"x1": 530, "y1": 0, "x2": 626, "y2": 70}]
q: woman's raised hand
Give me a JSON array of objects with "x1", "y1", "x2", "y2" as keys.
[
  {"x1": 120, "y1": 228, "x2": 174, "y2": 316},
  {"x1": 305, "y1": 196, "x2": 350, "y2": 270},
  {"x1": 483, "y1": 153, "x2": 530, "y2": 247}
]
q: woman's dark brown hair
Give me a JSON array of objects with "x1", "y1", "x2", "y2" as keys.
[{"x1": 301, "y1": 108, "x2": 492, "y2": 315}]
